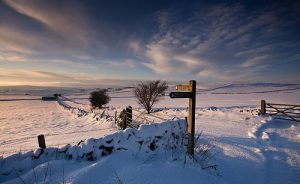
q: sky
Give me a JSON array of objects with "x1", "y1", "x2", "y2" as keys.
[{"x1": 0, "y1": 0, "x2": 299, "y2": 87}]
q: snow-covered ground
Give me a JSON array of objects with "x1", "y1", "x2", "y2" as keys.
[
  {"x1": 0, "y1": 100, "x2": 117, "y2": 157},
  {"x1": 0, "y1": 83, "x2": 300, "y2": 183}
]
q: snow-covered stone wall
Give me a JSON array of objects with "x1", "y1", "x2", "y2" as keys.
[{"x1": 0, "y1": 120, "x2": 187, "y2": 182}]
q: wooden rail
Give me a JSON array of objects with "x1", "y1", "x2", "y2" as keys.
[{"x1": 260, "y1": 100, "x2": 300, "y2": 122}]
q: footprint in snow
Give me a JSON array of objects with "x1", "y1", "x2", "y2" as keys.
[{"x1": 261, "y1": 132, "x2": 270, "y2": 141}]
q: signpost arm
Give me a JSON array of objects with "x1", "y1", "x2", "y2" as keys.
[{"x1": 188, "y1": 80, "x2": 196, "y2": 156}]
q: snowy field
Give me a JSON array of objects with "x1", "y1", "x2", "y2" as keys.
[{"x1": 0, "y1": 83, "x2": 300, "y2": 183}]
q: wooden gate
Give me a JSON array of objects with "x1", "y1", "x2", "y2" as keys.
[{"x1": 260, "y1": 100, "x2": 300, "y2": 122}]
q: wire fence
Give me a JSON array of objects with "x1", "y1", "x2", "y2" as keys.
[{"x1": 117, "y1": 108, "x2": 180, "y2": 130}]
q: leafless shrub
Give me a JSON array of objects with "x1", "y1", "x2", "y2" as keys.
[
  {"x1": 134, "y1": 80, "x2": 168, "y2": 114},
  {"x1": 193, "y1": 133, "x2": 219, "y2": 174}
]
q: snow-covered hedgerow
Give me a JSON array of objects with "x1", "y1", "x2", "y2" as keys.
[
  {"x1": 0, "y1": 120, "x2": 187, "y2": 183},
  {"x1": 57, "y1": 96, "x2": 88, "y2": 117},
  {"x1": 56, "y1": 96, "x2": 115, "y2": 123}
]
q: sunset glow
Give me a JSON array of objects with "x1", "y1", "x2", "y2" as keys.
[{"x1": 0, "y1": 0, "x2": 299, "y2": 86}]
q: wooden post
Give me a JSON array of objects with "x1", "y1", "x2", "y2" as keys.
[
  {"x1": 169, "y1": 80, "x2": 196, "y2": 157},
  {"x1": 37, "y1": 134, "x2": 46, "y2": 149},
  {"x1": 119, "y1": 109, "x2": 126, "y2": 130},
  {"x1": 261, "y1": 100, "x2": 266, "y2": 115},
  {"x1": 114, "y1": 111, "x2": 117, "y2": 124},
  {"x1": 122, "y1": 110, "x2": 127, "y2": 130},
  {"x1": 126, "y1": 106, "x2": 132, "y2": 127},
  {"x1": 188, "y1": 80, "x2": 196, "y2": 156}
]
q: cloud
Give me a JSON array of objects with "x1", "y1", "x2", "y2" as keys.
[
  {"x1": 197, "y1": 68, "x2": 217, "y2": 77},
  {"x1": 144, "y1": 39, "x2": 208, "y2": 74},
  {"x1": 235, "y1": 45, "x2": 274, "y2": 57},
  {"x1": 241, "y1": 55, "x2": 272, "y2": 68},
  {"x1": 144, "y1": 43, "x2": 173, "y2": 73},
  {"x1": 140, "y1": 2, "x2": 298, "y2": 81},
  {"x1": 0, "y1": 69, "x2": 81, "y2": 86},
  {"x1": 0, "y1": 70, "x2": 72, "y2": 80},
  {"x1": 4, "y1": 0, "x2": 91, "y2": 45},
  {"x1": 156, "y1": 11, "x2": 171, "y2": 31},
  {"x1": 0, "y1": 0, "x2": 144, "y2": 65},
  {"x1": 226, "y1": 34, "x2": 252, "y2": 48},
  {"x1": 0, "y1": 0, "x2": 104, "y2": 62},
  {"x1": 104, "y1": 59, "x2": 137, "y2": 68},
  {"x1": 0, "y1": 50, "x2": 28, "y2": 62},
  {"x1": 0, "y1": 25, "x2": 41, "y2": 55},
  {"x1": 0, "y1": 69, "x2": 138, "y2": 87},
  {"x1": 142, "y1": 4, "x2": 240, "y2": 77},
  {"x1": 0, "y1": 1, "x2": 299, "y2": 83},
  {"x1": 290, "y1": 54, "x2": 300, "y2": 61},
  {"x1": 128, "y1": 39, "x2": 142, "y2": 53}
]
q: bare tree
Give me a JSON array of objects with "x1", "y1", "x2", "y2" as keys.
[
  {"x1": 89, "y1": 89, "x2": 110, "y2": 109},
  {"x1": 134, "y1": 80, "x2": 168, "y2": 114}
]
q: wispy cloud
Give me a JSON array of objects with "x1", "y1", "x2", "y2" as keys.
[
  {"x1": 0, "y1": 1, "x2": 299, "y2": 84},
  {"x1": 0, "y1": 70, "x2": 69, "y2": 86},
  {"x1": 0, "y1": 0, "x2": 104, "y2": 63},
  {"x1": 241, "y1": 55, "x2": 272, "y2": 68},
  {"x1": 140, "y1": 2, "x2": 300, "y2": 81},
  {"x1": 235, "y1": 45, "x2": 274, "y2": 57},
  {"x1": 4, "y1": 0, "x2": 91, "y2": 45},
  {"x1": 0, "y1": 69, "x2": 128, "y2": 87},
  {"x1": 0, "y1": 50, "x2": 28, "y2": 62},
  {"x1": 104, "y1": 59, "x2": 137, "y2": 68},
  {"x1": 128, "y1": 39, "x2": 142, "y2": 53},
  {"x1": 226, "y1": 34, "x2": 252, "y2": 48}
]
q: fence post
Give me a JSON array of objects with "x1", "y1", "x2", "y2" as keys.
[
  {"x1": 126, "y1": 106, "x2": 132, "y2": 127},
  {"x1": 122, "y1": 112, "x2": 126, "y2": 130},
  {"x1": 114, "y1": 111, "x2": 117, "y2": 124},
  {"x1": 261, "y1": 100, "x2": 266, "y2": 115},
  {"x1": 37, "y1": 134, "x2": 46, "y2": 149},
  {"x1": 119, "y1": 109, "x2": 127, "y2": 130},
  {"x1": 188, "y1": 80, "x2": 196, "y2": 157}
]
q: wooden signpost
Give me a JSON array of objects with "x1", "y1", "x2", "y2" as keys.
[
  {"x1": 169, "y1": 92, "x2": 192, "y2": 98},
  {"x1": 169, "y1": 80, "x2": 196, "y2": 156}
]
